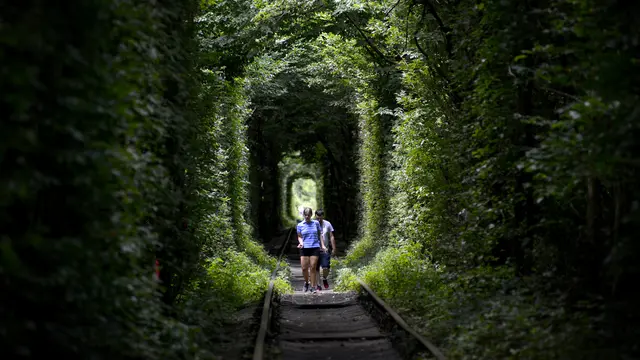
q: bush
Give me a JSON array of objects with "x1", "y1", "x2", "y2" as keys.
[
  {"x1": 338, "y1": 242, "x2": 450, "y2": 329},
  {"x1": 0, "y1": 0, "x2": 204, "y2": 358},
  {"x1": 205, "y1": 250, "x2": 271, "y2": 309}
]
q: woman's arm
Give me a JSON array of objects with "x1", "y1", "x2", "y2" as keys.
[{"x1": 297, "y1": 232, "x2": 303, "y2": 248}]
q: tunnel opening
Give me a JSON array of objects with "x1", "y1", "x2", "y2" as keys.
[
  {"x1": 248, "y1": 118, "x2": 360, "y2": 244},
  {"x1": 247, "y1": 113, "x2": 359, "y2": 244},
  {"x1": 277, "y1": 153, "x2": 323, "y2": 227},
  {"x1": 244, "y1": 48, "x2": 361, "y2": 245},
  {"x1": 290, "y1": 178, "x2": 317, "y2": 219}
]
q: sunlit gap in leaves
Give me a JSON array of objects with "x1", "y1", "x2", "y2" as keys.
[
  {"x1": 291, "y1": 177, "x2": 317, "y2": 220},
  {"x1": 278, "y1": 152, "x2": 324, "y2": 228}
]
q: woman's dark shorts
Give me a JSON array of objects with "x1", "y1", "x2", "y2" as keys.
[{"x1": 300, "y1": 247, "x2": 320, "y2": 257}]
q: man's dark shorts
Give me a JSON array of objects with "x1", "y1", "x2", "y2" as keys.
[
  {"x1": 300, "y1": 247, "x2": 320, "y2": 257},
  {"x1": 318, "y1": 252, "x2": 331, "y2": 269}
]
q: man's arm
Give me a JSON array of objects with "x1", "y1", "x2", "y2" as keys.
[
  {"x1": 317, "y1": 222, "x2": 326, "y2": 251},
  {"x1": 330, "y1": 231, "x2": 336, "y2": 255}
]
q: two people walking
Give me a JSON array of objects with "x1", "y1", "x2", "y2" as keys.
[{"x1": 296, "y1": 207, "x2": 336, "y2": 293}]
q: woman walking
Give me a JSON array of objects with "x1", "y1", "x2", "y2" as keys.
[{"x1": 296, "y1": 207, "x2": 326, "y2": 293}]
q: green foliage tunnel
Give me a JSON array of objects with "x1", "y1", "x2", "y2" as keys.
[{"x1": 1, "y1": 0, "x2": 639, "y2": 359}]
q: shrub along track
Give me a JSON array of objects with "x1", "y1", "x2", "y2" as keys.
[{"x1": 254, "y1": 227, "x2": 445, "y2": 360}]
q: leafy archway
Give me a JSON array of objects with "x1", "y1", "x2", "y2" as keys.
[
  {"x1": 278, "y1": 155, "x2": 323, "y2": 227},
  {"x1": 289, "y1": 177, "x2": 317, "y2": 218}
]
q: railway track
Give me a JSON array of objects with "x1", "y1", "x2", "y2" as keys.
[{"x1": 254, "y1": 227, "x2": 445, "y2": 360}]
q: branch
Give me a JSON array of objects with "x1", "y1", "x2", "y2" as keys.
[
  {"x1": 404, "y1": 1, "x2": 411, "y2": 52},
  {"x1": 423, "y1": 0, "x2": 452, "y2": 57},
  {"x1": 385, "y1": 0, "x2": 403, "y2": 17},
  {"x1": 537, "y1": 84, "x2": 580, "y2": 101},
  {"x1": 412, "y1": 3, "x2": 446, "y2": 81},
  {"x1": 411, "y1": 1, "x2": 461, "y2": 105},
  {"x1": 342, "y1": 12, "x2": 395, "y2": 66}
]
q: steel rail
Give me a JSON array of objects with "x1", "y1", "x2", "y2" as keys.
[
  {"x1": 253, "y1": 227, "x2": 294, "y2": 360},
  {"x1": 252, "y1": 228, "x2": 445, "y2": 360},
  {"x1": 357, "y1": 279, "x2": 446, "y2": 360}
]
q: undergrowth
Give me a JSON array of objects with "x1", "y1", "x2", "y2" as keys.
[
  {"x1": 177, "y1": 246, "x2": 291, "y2": 354},
  {"x1": 336, "y1": 243, "x2": 593, "y2": 359}
]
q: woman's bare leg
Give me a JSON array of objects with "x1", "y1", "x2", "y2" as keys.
[
  {"x1": 315, "y1": 261, "x2": 322, "y2": 286},
  {"x1": 309, "y1": 256, "x2": 319, "y2": 289},
  {"x1": 300, "y1": 256, "x2": 310, "y2": 284}
]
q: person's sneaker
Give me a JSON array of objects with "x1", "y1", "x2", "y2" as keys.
[
  {"x1": 303, "y1": 282, "x2": 310, "y2": 292},
  {"x1": 323, "y1": 278, "x2": 329, "y2": 289},
  {"x1": 310, "y1": 286, "x2": 317, "y2": 294},
  {"x1": 317, "y1": 285, "x2": 322, "y2": 291}
]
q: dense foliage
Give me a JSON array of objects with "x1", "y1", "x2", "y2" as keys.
[
  {"x1": 1, "y1": 1, "x2": 288, "y2": 358},
  {"x1": 224, "y1": 0, "x2": 639, "y2": 358},
  {"x1": 2, "y1": 0, "x2": 638, "y2": 359},
  {"x1": 327, "y1": 0, "x2": 640, "y2": 358}
]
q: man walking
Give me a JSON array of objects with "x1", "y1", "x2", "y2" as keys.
[{"x1": 314, "y1": 209, "x2": 336, "y2": 290}]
